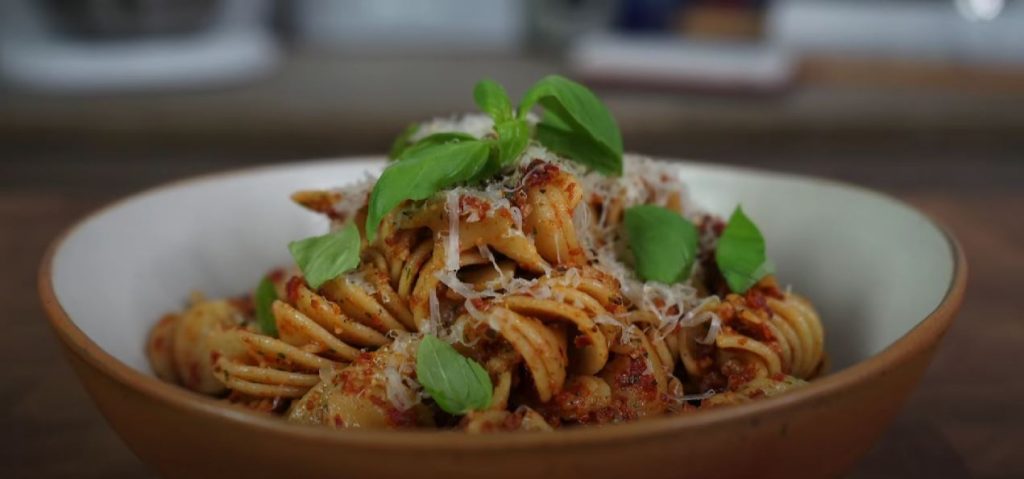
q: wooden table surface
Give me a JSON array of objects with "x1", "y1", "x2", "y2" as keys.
[{"x1": 2, "y1": 124, "x2": 1022, "y2": 477}]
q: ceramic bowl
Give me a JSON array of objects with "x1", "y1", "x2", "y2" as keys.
[{"x1": 40, "y1": 158, "x2": 966, "y2": 479}]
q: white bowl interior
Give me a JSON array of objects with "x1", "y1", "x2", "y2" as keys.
[{"x1": 51, "y1": 158, "x2": 955, "y2": 373}]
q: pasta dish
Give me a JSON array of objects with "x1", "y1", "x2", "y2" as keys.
[{"x1": 146, "y1": 76, "x2": 825, "y2": 432}]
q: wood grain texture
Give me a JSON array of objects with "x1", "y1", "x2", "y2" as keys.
[{"x1": 2, "y1": 133, "x2": 1021, "y2": 478}]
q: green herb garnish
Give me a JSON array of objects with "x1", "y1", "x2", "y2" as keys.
[
  {"x1": 371, "y1": 76, "x2": 622, "y2": 240},
  {"x1": 396, "y1": 132, "x2": 477, "y2": 162},
  {"x1": 388, "y1": 123, "x2": 420, "y2": 160},
  {"x1": 519, "y1": 75, "x2": 623, "y2": 175},
  {"x1": 288, "y1": 222, "x2": 362, "y2": 289},
  {"x1": 416, "y1": 334, "x2": 493, "y2": 415},
  {"x1": 473, "y1": 79, "x2": 514, "y2": 123},
  {"x1": 493, "y1": 117, "x2": 530, "y2": 170},
  {"x1": 366, "y1": 141, "x2": 491, "y2": 241},
  {"x1": 254, "y1": 276, "x2": 279, "y2": 336},
  {"x1": 715, "y1": 206, "x2": 774, "y2": 293},
  {"x1": 474, "y1": 78, "x2": 530, "y2": 175},
  {"x1": 624, "y1": 205, "x2": 699, "y2": 284}
]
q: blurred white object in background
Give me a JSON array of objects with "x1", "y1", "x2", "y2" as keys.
[
  {"x1": 956, "y1": 0, "x2": 1005, "y2": 22},
  {"x1": 771, "y1": 0, "x2": 1024, "y2": 65},
  {"x1": 0, "y1": 0, "x2": 280, "y2": 93},
  {"x1": 568, "y1": 34, "x2": 794, "y2": 93},
  {"x1": 297, "y1": 0, "x2": 523, "y2": 53}
]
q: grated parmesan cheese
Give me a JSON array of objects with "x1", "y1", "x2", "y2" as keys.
[
  {"x1": 344, "y1": 270, "x2": 377, "y2": 297},
  {"x1": 444, "y1": 190, "x2": 461, "y2": 273},
  {"x1": 426, "y1": 289, "x2": 441, "y2": 335},
  {"x1": 381, "y1": 334, "x2": 424, "y2": 411},
  {"x1": 477, "y1": 244, "x2": 505, "y2": 281},
  {"x1": 327, "y1": 173, "x2": 376, "y2": 231},
  {"x1": 409, "y1": 114, "x2": 495, "y2": 142},
  {"x1": 698, "y1": 314, "x2": 722, "y2": 345}
]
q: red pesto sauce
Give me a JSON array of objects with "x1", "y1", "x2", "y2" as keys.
[
  {"x1": 459, "y1": 195, "x2": 491, "y2": 219},
  {"x1": 286, "y1": 276, "x2": 303, "y2": 303},
  {"x1": 522, "y1": 160, "x2": 560, "y2": 189},
  {"x1": 185, "y1": 167, "x2": 805, "y2": 428},
  {"x1": 327, "y1": 351, "x2": 421, "y2": 428}
]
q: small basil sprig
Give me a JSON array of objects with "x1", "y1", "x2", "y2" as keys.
[
  {"x1": 715, "y1": 206, "x2": 774, "y2": 293},
  {"x1": 371, "y1": 76, "x2": 622, "y2": 240},
  {"x1": 366, "y1": 141, "x2": 491, "y2": 241},
  {"x1": 519, "y1": 75, "x2": 623, "y2": 175},
  {"x1": 494, "y1": 117, "x2": 530, "y2": 169},
  {"x1": 476, "y1": 79, "x2": 530, "y2": 172},
  {"x1": 253, "y1": 276, "x2": 279, "y2": 336},
  {"x1": 367, "y1": 79, "x2": 531, "y2": 240},
  {"x1": 288, "y1": 222, "x2": 362, "y2": 289},
  {"x1": 416, "y1": 334, "x2": 493, "y2": 415},
  {"x1": 473, "y1": 79, "x2": 514, "y2": 123},
  {"x1": 624, "y1": 205, "x2": 699, "y2": 284}
]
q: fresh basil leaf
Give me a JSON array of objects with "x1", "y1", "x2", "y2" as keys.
[
  {"x1": 518, "y1": 75, "x2": 623, "y2": 175},
  {"x1": 715, "y1": 206, "x2": 774, "y2": 293},
  {"x1": 366, "y1": 140, "x2": 491, "y2": 241},
  {"x1": 254, "y1": 276, "x2": 279, "y2": 336},
  {"x1": 388, "y1": 123, "x2": 420, "y2": 160},
  {"x1": 416, "y1": 334, "x2": 493, "y2": 415},
  {"x1": 624, "y1": 205, "x2": 699, "y2": 284},
  {"x1": 494, "y1": 119, "x2": 530, "y2": 169},
  {"x1": 288, "y1": 223, "x2": 361, "y2": 289},
  {"x1": 535, "y1": 110, "x2": 620, "y2": 175},
  {"x1": 397, "y1": 132, "x2": 477, "y2": 162},
  {"x1": 474, "y1": 79, "x2": 513, "y2": 123},
  {"x1": 470, "y1": 148, "x2": 503, "y2": 185}
]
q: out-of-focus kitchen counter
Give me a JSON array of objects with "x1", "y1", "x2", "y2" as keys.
[
  {"x1": 2, "y1": 51, "x2": 1023, "y2": 478},
  {"x1": 2, "y1": 51, "x2": 1024, "y2": 150}
]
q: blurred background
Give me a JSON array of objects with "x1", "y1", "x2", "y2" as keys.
[
  {"x1": 3, "y1": 0, "x2": 1023, "y2": 177},
  {"x1": 2, "y1": 0, "x2": 1022, "y2": 478}
]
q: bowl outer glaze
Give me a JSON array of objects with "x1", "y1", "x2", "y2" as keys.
[{"x1": 39, "y1": 159, "x2": 967, "y2": 479}]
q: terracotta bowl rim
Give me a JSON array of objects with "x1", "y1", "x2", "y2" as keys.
[{"x1": 38, "y1": 156, "x2": 968, "y2": 451}]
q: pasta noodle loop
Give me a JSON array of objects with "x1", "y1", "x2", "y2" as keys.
[{"x1": 678, "y1": 277, "x2": 825, "y2": 392}]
